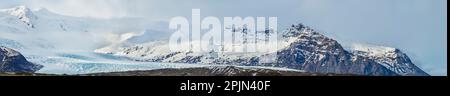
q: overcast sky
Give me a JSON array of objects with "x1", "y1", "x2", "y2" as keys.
[{"x1": 0, "y1": 0, "x2": 446, "y2": 75}]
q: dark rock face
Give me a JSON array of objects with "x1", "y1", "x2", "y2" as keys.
[
  {"x1": 0, "y1": 46, "x2": 42, "y2": 73},
  {"x1": 275, "y1": 25, "x2": 400, "y2": 76}
]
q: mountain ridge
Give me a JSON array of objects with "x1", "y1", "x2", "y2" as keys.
[
  {"x1": 0, "y1": 46, "x2": 43, "y2": 72},
  {"x1": 97, "y1": 23, "x2": 429, "y2": 76}
]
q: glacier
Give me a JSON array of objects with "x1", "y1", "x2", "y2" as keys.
[{"x1": 30, "y1": 53, "x2": 213, "y2": 74}]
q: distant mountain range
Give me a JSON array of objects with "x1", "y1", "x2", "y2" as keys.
[
  {"x1": 0, "y1": 6, "x2": 429, "y2": 76},
  {"x1": 96, "y1": 23, "x2": 429, "y2": 76}
]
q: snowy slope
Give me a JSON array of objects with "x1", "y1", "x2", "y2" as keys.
[
  {"x1": 0, "y1": 6, "x2": 167, "y2": 33},
  {"x1": 350, "y1": 44, "x2": 429, "y2": 76},
  {"x1": 0, "y1": 5, "x2": 170, "y2": 53},
  {"x1": 1, "y1": 6, "x2": 88, "y2": 33}
]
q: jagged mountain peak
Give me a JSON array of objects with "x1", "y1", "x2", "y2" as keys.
[
  {"x1": 350, "y1": 44, "x2": 428, "y2": 76},
  {"x1": 0, "y1": 6, "x2": 98, "y2": 33},
  {"x1": 281, "y1": 24, "x2": 428, "y2": 76},
  {"x1": 280, "y1": 23, "x2": 343, "y2": 54},
  {"x1": 350, "y1": 44, "x2": 408, "y2": 65},
  {"x1": 282, "y1": 23, "x2": 307, "y2": 38},
  {"x1": 0, "y1": 46, "x2": 21, "y2": 57},
  {"x1": 2, "y1": 6, "x2": 32, "y2": 13},
  {"x1": 351, "y1": 44, "x2": 398, "y2": 57},
  {"x1": 0, "y1": 5, "x2": 36, "y2": 28}
]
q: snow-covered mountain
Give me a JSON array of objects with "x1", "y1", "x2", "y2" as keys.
[
  {"x1": 350, "y1": 44, "x2": 429, "y2": 76},
  {"x1": 97, "y1": 23, "x2": 429, "y2": 76},
  {"x1": 0, "y1": 6, "x2": 36, "y2": 28},
  {"x1": 0, "y1": 46, "x2": 42, "y2": 72},
  {"x1": 0, "y1": 5, "x2": 170, "y2": 53},
  {"x1": 0, "y1": 6, "x2": 167, "y2": 34},
  {"x1": 0, "y1": 6, "x2": 91, "y2": 33}
]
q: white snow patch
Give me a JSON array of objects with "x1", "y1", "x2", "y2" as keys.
[{"x1": 351, "y1": 43, "x2": 397, "y2": 57}]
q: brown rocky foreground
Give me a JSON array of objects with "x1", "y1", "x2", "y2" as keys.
[{"x1": 1, "y1": 66, "x2": 354, "y2": 76}]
